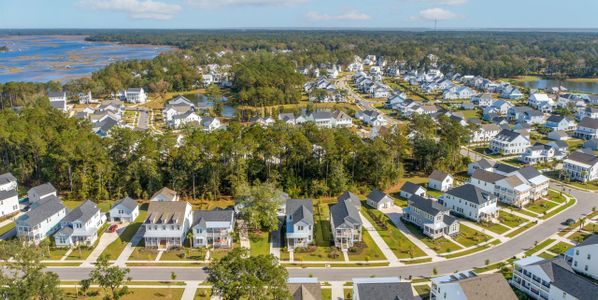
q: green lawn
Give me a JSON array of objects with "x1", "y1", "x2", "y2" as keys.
[
  {"x1": 43, "y1": 247, "x2": 70, "y2": 260},
  {"x1": 66, "y1": 223, "x2": 110, "y2": 260},
  {"x1": 100, "y1": 206, "x2": 148, "y2": 259},
  {"x1": 129, "y1": 247, "x2": 159, "y2": 261},
  {"x1": 194, "y1": 288, "x2": 212, "y2": 299},
  {"x1": 548, "y1": 191, "x2": 567, "y2": 203},
  {"x1": 541, "y1": 198, "x2": 575, "y2": 220},
  {"x1": 569, "y1": 231, "x2": 591, "y2": 244},
  {"x1": 499, "y1": 209, "x2": 534, "y2": 224},
  {"x1": 249, "y1": 231, "x2": 270, "y2": 257},
  {"x1": 548, "y1": 242, "x2": 572, "y2": 255},
  {"x1": 62, "y1": 288, "x2": 184, "y2": 300},
  {"x1": 525, "y1": 200, "x2": 558, "y2": 215},
  {"x1": 361, "y1": 207, "x2": 426, "y2": 258},
  {"x1": 402, "y1": 258, "x2": 432, "y2": 264},
  {"x1": 413, "y1": 285, "x2": 431, "y2": 297},
  {"x1": 321, "y1": 289, "x2": 332, "y2": 300},
  {"x1": 159, "y1": 247, "x2": 206, "y2": 261},
  {"x1": 453, "y1": 225, "x2": 492, "y2": 247},
  {"x1": 524, "y1": 239, "x2": 555, "y2": 256},
  {"x1": 505, "y1": 222, "x2": 535, "y2": 238},
  {"x1": 558, "y1": 211, "x2": 598, "y2": 236},
  {"x1": 538, "y1": 252, "x2": 556, "y2": 259},
  {"x1": 582, "y1": 223, "x2": 598, "y2": 233},
  {"x1": 0, "y1": 221, "x2": 15, "y2": 237},
  {"x1": 347, "y1": 230, "x2": 385, "y2": 261},
  {"x1": 402, "y1": 222, "x2": 461, "y2": 254},
  {"x1": 477, "y1": 221, "x2": 510, "y2": 234},
  {"x1": 443, "y1": 244, "x2": 490, "y2": 259}
]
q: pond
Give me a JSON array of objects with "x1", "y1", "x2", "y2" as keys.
[
  {"x1": 180, "y1": 93, "x2": 237, "y2": 118},
  {"x1": 521, "y1": 79, "x2": 598, "y2": 94}
]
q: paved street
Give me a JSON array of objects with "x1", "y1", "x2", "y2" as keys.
[
  {"x1": 45, "y1": 185, "x2": 598, "y2": 282},
  {"x1": 136, "y1": 108, "x2": 150, "y2": 130}
]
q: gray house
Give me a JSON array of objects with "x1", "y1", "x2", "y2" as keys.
[
  {"x1": 109, "y1": 197, "x2": 139, "y2": 222},
  {"x1": 191, "y1": 209, "x2": 235, "y2": 248},
  {"x1": 16, "y1": 196, "x2": 66, "y2": 245},
  {"x1": 330, "y1": 197, "x2": 362, "y2": 249},
  {"x1": 403, "y1": 195, "x2": 459, "y2": 239},
  {"x1": 337, "y1": 191, "x2": 361, "y2": 209},
  {"x1": 285, "y1": 199, "x2": 314, "y2": 250},
  {"x1": 366, "y1": 189, "x2": 394, "y2": 210},
  {"x1": 399, "y1": 182, "x2": 426, "y2": 199}
]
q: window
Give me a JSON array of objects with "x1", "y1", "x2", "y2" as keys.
[
  {"x1": 298, "y1": 226, "x2": 304, "y2": 231},
  {"x1": 588, "y1": 254, "x2": 591, "y2": 260}
]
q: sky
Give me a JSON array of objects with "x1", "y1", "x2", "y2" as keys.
[{"x1": 1, "y1": 0, "x2": 598, "y2": 29}]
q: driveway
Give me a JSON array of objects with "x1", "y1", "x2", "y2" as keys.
[
  {"x1": 136, "y1": 109, "x2": 150, "y2": 130},
  {"x1": 82, "y1": 223, "x2": 128, "y2": 266}
]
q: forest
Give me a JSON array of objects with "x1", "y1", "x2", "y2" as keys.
[{"x1": 0, "y1": 104, "x2": 470, "y2": 202}]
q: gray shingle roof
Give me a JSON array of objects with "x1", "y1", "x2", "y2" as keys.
[
  {"x1": 145, "y1": 201, "x2": 190, "y2": 225},
  {"x1": 18, "y1": 196, "x2": 64, "y2": 227},
  {"x1": 50, "y1": 101, "x2": 65, "y2": 110},
  {"x1": 367, "y1": 189, "x2": 390, "y2": 204},
  {"x1": 355, "y1": 282, "x2": 416, "y2": 300},
  {"x1": 337, "y1": 192, "x2": 361, "y2": 208},
  {"x1": 566, "y1": 151, "x2": 598, "y2": 166},
  {"x1": 48, "y1": 92, "x2": 66, "y2": 98},
  {"x1": 112, "y1": 197, "x2": 138, "y2": 212},
  {"x1": 0, "y1": 189, "x2": 17, "y2": 201},
  {"x1": 579, "y1": 117, "x2": 598, "y2": 129},
  {"x1": 409, "y1": 195, "x2": 449, "y2": 216},
  {"x1": 400, "y1": 182, "x2": 425, "y2": 195},
  {"x1": 444, "y1": 184, "x2": 495, "y2": 205},
  {"x1": 151, "y1": 187, "x2": 177, "y2": 201},
  {"x1": 330, "y1": 199, "x2": 362, "y2": 229},
  {"x1": 494, "y1": 129, "x2": 522, "y2": 142},
  {"x1": 62, "y1": 200, "x2": 100, "y2": 224},
  {"x1": 286, "y1": 199, "x2": 314, "y2": 226},
  {"x1": 429, "y1": 170, "x2": 450, "y2": 182},
  {"x1": 0, "y1": 172, "x2": 17, "y2": 185},
  {"x1": 472, "y1": 169, "x2": 506, "y2": 183},
  {"x1": 192, "y1": 209, "x2": 234, "y2": 227},
  {"x1": 493, "y1": 163, "x2": 519, "y2": 174},
  {"x1": 531, "y1": 258, "x2": 598, "y2": 300},
  {"x1": 516, "y1": 166, "x2": 542, "y2": 181},
  {"x1": 29, "y1": 183, "x2": 56, "y2": 197},
  {"x1": 576, "y1": 233, "x2": 598, "y2": 247}
]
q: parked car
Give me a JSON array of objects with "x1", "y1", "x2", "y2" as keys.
[{"x1": 107, "y1": 224, "x2": 118, "y2": 233}]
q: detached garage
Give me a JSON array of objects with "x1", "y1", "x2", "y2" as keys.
[{"x1": 109, "y1": 197, "x2": 139, "y2": 223}]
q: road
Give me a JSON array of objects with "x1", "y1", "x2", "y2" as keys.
[
  {"x1": 336, "y1": 75, "x2": 398, "y2": 126},
  {"x1": 45, "y1": 185, "x2": 597, "y2": 281},
  {"x1": 136, "y1": 108, "x2": 150, "y2": 130}
]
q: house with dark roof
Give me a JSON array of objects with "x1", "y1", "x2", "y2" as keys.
[
  {"x1": 191, "y1": 209, "x2": 235, "y2": 248},
  {"x1": 330, "y1": 196, "x2": 362, "y2": 249},
  {"x1": 574, "y1": 117, "x2": 598, "y2": 140},
  {"x1": 55, "y1": 200, "x2": 106, "y2": 247},
  {"x1": 353, "y1": 277, "x2": 417, "y2": 300},
  {"x1": 512, "y1": 256, "x2": 598, "y2": 300},
  {"x1": 0, "y1": 188, "x2": 19, "y2": 218},
  {"x1": 490, "y1": 129, "x2": 531, "y2": 155},
  {"x1": 285, "y1": 199, "x2": 314, "y2": 250},
  {"x1": 109, "y1": 197, "x2": 139, "y2": 222},
  {"x1": 563, "y1": 151, "x2": 598, "y2": 182},
  {"x1": 545, "y1": 115, "x2": 577, "y2": 132},
  {"x1": 151, "y1": 187, "x2": 179, "y2": 202},
  {"x1": 48, "y1": 91, "x2": 67, "y2": 112},
  {"x1": 337, "y1": 191, "x2": 361, "y2": 209},
  {"x1": 0, "y1": 172, "x2": 17, "y2": 191},
  {"x1": 399, "y1": 182, "x2": 427, "y2": 199},
  {"x1": 403, "y1": 195, "x2": 459, "y2": 239},
  {"x1": 519, "y1": 143, "x2": 556, "y2": 165},
  {"x1": 27, "y1": 183, "x2": 57, "y2": 204},
  {"x1": 119, "y1": 88, "x2": 147, "y2": 103},
  {"x1": 564, "y1": 234, "x2": 598, "y2": 280},
  {"x1": 16, "y1": 195, "x2": 66, "y2": 245},
  {"x1": 439, "y1": 184, "x2": 499, "y2": 222},
  {"x1": 366, "y1": 189, "x2": 394, "y2": 210},
  {"x1": 287, "y1": 278, "x2": 322, "y2": 300},
  {"x1": 428, "y1": 170, "x2": 454, "y2": 192},
  {"x1": 143, "y1": 201, "x2": 193, "y2": 249},
  {"x1": 431, "y1": 271, "x2": 517, "y2": 300},
  {"x1": 467, "y1": 159, "x2": 495, "y2": 176}
]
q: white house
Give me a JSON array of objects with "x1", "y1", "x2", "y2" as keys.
[
  {"x1": 428, "y1": 170, "x2": 454, "y2": 192},
  {"x1": 151, "y1": 187, "x2": 179, "y2": 202},
  {"x1": 564, "y1": 234, "x2": 598, "y2": 280},
  {"x1": 200, "y1": 117, "x2": 222, "y2": 132},
  {"x1": 399, "y1": 182, "x2": 427, "y2": 199},
  {"x1": 353, "y1": 277, "x2": 417, "y2": 300},
  {"x1": 511, "y1": 256, "x2": 598, "y2": 300},
  {"x1": 0, "y1": 189, "x2": 19, "y2": 218},
  {"x1": 470, "y1": 124, "x2": 501, "y2": 144},
  {"x1": 285, "y1": 199, "x2": 314, "y2": 250},
  {"x1": 545, "y1": 115, "x2": 577, "y2": 132},
  {"x1": 576, "y1": 107, "x2": 598, "y2": 121},
  {"x1": 171, "y1": 111, "x2": 201, "y2": 128},
  {"x1": 191, "y1": 209, "x2": 235, "y2": 248},
  {"x1": 519, "y1": 143, "x2": 556, "y2": 165},
  {"x1": 403, "y1": 195, "x2": 459, "y2": 239},
  {"x1": 528, "y1": 93, "x2": 555, "y2": 112},
  {"x1": 430, "y1": 271, "x2": 517, "y2": 300},
  {"x1": 109, "y1": 197, "x2": 139, "y2": 222},
  {"x1": 471, "y1": 93, "x2": 495, "y2": 107},
  {"x1": 27, "y1": 183, "x2": 57, "y2": 204},
  {"x1": 563, "y1": 151, "x2": 598, "y2": 182},
  {"x1": 54, "y1": 200, "x2": 106, "y2": 248},
  {"x1": 490, "y1": 129, "x2": 531, "y2": 155},
  {"x1": 439, "y1": 184, "x2": 499, "y2": 222},
  {"x1": 574, "y1": 117, "x2": 598, "y2": 140},
  {"x1": 143, "y1": 201, "x2": 193, "y2": 249},
  {"x1": 356, "y1": 110, "x2": 387, "y2": 127},
  {"x1": 120, "y1": 88, "x2": 147, "y2": 103},
  {"x1": 467, "y1": 159, "x2": 495, "y2": 176},
  {"x1": 366, "y1": 189, "x2": 393, "y2": 210},
  {"x1": 48, "y1": 91, "x2": 67, "y2": 112},
  {"x1": 330, "y1": 197, "x2": 362, "y2": 249},
  {"x1": 16, "y1": 196, "x2": 66, "y2": 245},
  {"x1": 0, "y1": 172, "x2": 17, "y2": 191}
]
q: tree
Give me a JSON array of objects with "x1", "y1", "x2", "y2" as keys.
[
  {"x1": 207, "y1": 248, "x2": 289, "y2": 300},
  {"x1": 0, "y1": 240, "x2": 62, "y2": 300},
  {"x1": 87, "y1": 255, "x2": 131, "y2": 300},
  {"x1": 238, "y1": 182, "x2": 284, "y2": 232}
]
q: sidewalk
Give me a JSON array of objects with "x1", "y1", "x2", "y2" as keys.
[
  {"x1": 82, "y1": 223, "x2": 126, "y2": 266},
  {"x1": 181, "y1": 280, "x2": 201, "y2": 300},
  {"x1": 358, "y1": 212, "x2": 399, "y2": 266},
  {"x1": 114, "y1": 226, "x2": 145, "y2": 266},
  {"x1": 383, "y1": 208, "x2": 443, "y2": 262},
  {"x1": 330, "y1": 281, "x2": 345, "y2": 300}
]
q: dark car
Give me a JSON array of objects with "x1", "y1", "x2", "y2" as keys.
[{"x1": 563, "y1": 218, "x2": 575, "y2": 226}]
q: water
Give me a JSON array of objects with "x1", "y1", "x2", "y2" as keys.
[
  {"x1": 181, "y1": 93, "x2": 237, "y2": 118},
  {"x1": 522, "y1": 79, "x2": 598, "y2": 94},
  {"x1": 0, "y1": 35, "x2": 170, "y2": 83}
]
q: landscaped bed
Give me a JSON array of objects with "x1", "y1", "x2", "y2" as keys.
[
  {"x1": 403, "y1": 222, "x2": 462, "y2": 254},
  {"x1": 525, "y1": 200, "x2": 558, "y2": 215},
  {"x1": 453, "y1": 225, "x2": 492, "y2": 247},
  {"x1": 548, "y1": 242, "x2": 573, "y2": 255},
  {"x1": 498, "y1": 210, "x2": 528, "y2": 228},
  {"x1": 524, "y1": 239, "x2": 555, "y2": 256},
  {"x1": 159, "y1": 247, "x2": 206, "y2": 261},
  {"x1": 61, "y1": 288, "x2": 184, "y2": 300},
  {"x1": 477, "y1": 221, "x2": 510, "y2": 234},
  {"x1": 128, "y1": 247, "x2": 159, "y2": 261},
  {"x1": 346, "y1": 230, "x2": 385, "y2": 261}
]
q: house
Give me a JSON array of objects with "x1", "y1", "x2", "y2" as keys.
[
  {"x1": 548, "y1": 130, "x2": 570, "y2": 141},
  {"x1": 0, "y1": 188, "x2": 19, "y2": 218},
  {"x1": 501, "y1": 86, "x2": 523, "y2": 100},
  {"x1": 490, "y1": 129, "x2": 531, "y2": 155},
  {"x1": 27, "y1": 183, "x2": 57, "y2": 204},
  {"x1": 93, "y1": 117, "x2": 119, "y2": 137},
  {"x1": 330, "y1": 197, "x2": 362, "y2": 249},
  {"x1": 163, "y1": 103, "x2": 194, "y2": 123},
  {"x1": 143, "y1": 201, "x2": 193, "y2": 249},
  {"x1": 399, "y1": 182, "x2": 427, "y2": 199},
  {"x1": 403, "y1": 195, "x2": 459, "y2": 239},
  {"x1": 490, "y1": 100, "x2": 513, "y2": 115},
  {"x1": 428, "y1": 170, "x2": 454, "y2": 192},
  {"x1": 331, "y1": 110, "x2": 353, "y2": 127},
  {"x1": 444, "y1": 86, "x2": 476, "y2": 100},
  {"x1": 191, "y1": 209, "x2": 235, "y2": 248},
  {"x1": 519, "y1": 143, "x2": 556, "y2": 165},
  {"x1": 366, "y1": 189, "x2": 393, "y2": 210},
  {"x1": 171, "y1": 111, "x2": 201, "y2": 128},
  {"x1": 528, "y1": 93, "x2": 555, "y2": 112},
  {"x1": 54, "y1": 200, "x2": 106, "y2": 247},
  {"x1": 109, "y1": 197, "x2": 139, "y2": 222},
  {"x1": 439, "y1": 184, "x2": 499, "y2": 222},
  {"x1": 430, "y1": 271, "x2": 517, "y2": 300},
  {"x1": 285, "y1": 199, "x2": 314, "y2": 250},
  {"x1": 16, "y1": 196, "x2": 66, "y2": 245},
  {"x1": 511, "y1": 256, "x2": 598, "y2": 300},
  {"x1": 0, "y1": 172, "x2": 17, "y2": 191},
  {"x1": 584, "y1": 138, "x2": 598, "y2": 150},
  {"x1": 356, "y1": 110, "x2": 387, "y2": 127},
  {"x1": 151, "y1": 187, "x2": 179, "y2": 202},
  {"x1": 471, "y1": 93, "x2": 495, "y2": 107},
  {"x1": 121, "y1": 88, "x2": 147, "y2": 103},
  {"x1": 467, "y1": 158, "x2": 495, "y2": 176},
  {"x1": 564, "y1": 234, "x2": 598, "y2": 280},
  {"x1": 470, "y1": 124, "x2": 501, "y2": 144},
  {"x1": 563, "y1": 151, "x2": 598, "y2": 182},
  {"x1": 576, "y1": 107, "x2": 598, "y2": 121},
  {"x1": 287, "y1": 278, "x2": 322, "y2": 300},
  {"x1": 545, "y1": 115, "x2": 577, "y2": 132},
  {"x1": 574, "y1": 117, "x2": 598, "y2": 140},
  {"x1": 278, "y1": 113, "x2": 296, "y2": 125},
  {"x1": 201, "y1": 117, "x2": 222, "y2": 132},
  {"x1": 516, "y1": 166, "x2": 550, "y2": 200},
  {"x1": 337, "y1": 191, "x2": 361, "y2": 209},
  {"x1": 48, "y1": 91, "x2": 67, "y2": 112},
  {"x1": 353, "y1": 277, "x2": 417, "y2": 300},
  {"x1": 470, "y1": 169, "x2": 532, "y2": 207}
]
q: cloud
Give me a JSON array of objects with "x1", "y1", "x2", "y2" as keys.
[
  {"x1": 418, "y1": 7, "x2": 460, "y2": 21},
  {"x1": 80, "y1": 0, "x2": 182, "y2": 20},
  {"x1": 420, "y1": 0, "x2": 467, "y2": 5},
  {"x1": 188, "y1": 0, "x2": 307, "y2": 8},
  {"x1": 306, "y1": 10, "x2": 371, "y2": 22}
]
